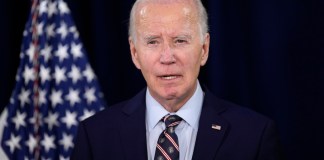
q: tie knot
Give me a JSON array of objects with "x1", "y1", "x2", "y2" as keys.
[{"x1": 163, "y1": 114, "x2": 182, "y2": 128}]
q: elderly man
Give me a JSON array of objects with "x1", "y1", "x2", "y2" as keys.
[{"x1": 71, "y1": 0, "x2": 283, "y2": 159}]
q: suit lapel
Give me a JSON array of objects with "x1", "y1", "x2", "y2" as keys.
[
  {"x1": 192, "y1": 90, "x2": 229, "y2": 160},
  {"x1": 119, "y1": 89, "x2": 148, "y2": 160}
]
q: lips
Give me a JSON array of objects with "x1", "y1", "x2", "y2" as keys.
[
  {"x1": 161, "y1": 75, "x2": 178, "y2": 80},
  {"x1": 159, "y1": 75, "x2": 181, "y2": 80}
]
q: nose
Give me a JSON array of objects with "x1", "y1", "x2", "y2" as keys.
[{"x1": 159, "y1": 43, "x2": 175, "y2": 65}]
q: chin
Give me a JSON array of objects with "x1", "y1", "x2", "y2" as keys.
[
  {"x1": 161, "y1": 90, "x2": 178, "y2": 99},
  {"x1": 163, "y1": 93, "x2": 179, "y2": 100},
  {"x1": 163, "y1": 86, "x2": 188, "y2": 101}
]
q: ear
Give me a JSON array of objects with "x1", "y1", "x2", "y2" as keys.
[
  {"x1": 200, "y1": 33, "x2": 210, "y2": 66},
  {"x1": 129, "y1": 37, "x2": 141, "y2": 69}
]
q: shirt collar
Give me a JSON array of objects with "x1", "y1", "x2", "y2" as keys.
[{"x1": 146, "y1": 81, "x2": 204, "y2": 131}]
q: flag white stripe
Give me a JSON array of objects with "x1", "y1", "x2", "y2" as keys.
[{"x1": 0, "y1": 109, "x2": 9, "y2": 160}]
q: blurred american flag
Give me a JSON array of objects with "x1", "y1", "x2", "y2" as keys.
[{"x1": 0, "y1": 0, "x2": 106, "y2": 159}]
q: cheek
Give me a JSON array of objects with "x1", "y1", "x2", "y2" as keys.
[
  {"x1": 138, "y1": 48, "x2": 163, "y2": 67},
  {"x1": 181, "y1": 50, "x2": 202, "y2": 68},
  {"x1": 135, "y1": 49, "x2": 150, "y2": 67},
  {"x1": 137, "y1": 54, "x2": 156, "y2": 76},
  {"x1": 181, "y1": 52, "x2": 203, "y2": 79}
]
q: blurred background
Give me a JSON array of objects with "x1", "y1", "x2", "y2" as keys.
[{"x1": 0, "y1": 0, "x2": 323, "y2": 159}]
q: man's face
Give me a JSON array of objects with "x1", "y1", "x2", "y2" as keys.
[{"x1": 129, "y1": 1, "x2": 210, "y2": 110}]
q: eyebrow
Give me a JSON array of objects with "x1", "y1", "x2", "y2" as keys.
[
  {"x1": 173, "y1": 35, "x2": 192, "y2": 40},
  {"x1": 142, "y1": 34, "x2": 192, "y2": 41},
  {"x1": 143, "y1": 35, "x2": 160, "y2": 41}
]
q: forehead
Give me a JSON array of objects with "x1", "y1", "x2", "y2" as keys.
[{"x1": 135, "y1": 2, "x2": 199, "y2": 32}]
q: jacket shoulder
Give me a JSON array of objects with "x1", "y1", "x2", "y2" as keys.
[
  {"x1": 82, "y1": 100, "x2": 127, "y2": 128},
  {"x1": 81, "y1": 88, "x2": 146, "y2": 128}
]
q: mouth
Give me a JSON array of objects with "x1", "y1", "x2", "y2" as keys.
[{"x1": 159, "y1": 75, "x2": 181, "y2": 80}]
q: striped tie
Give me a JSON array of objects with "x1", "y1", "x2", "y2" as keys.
[{"x1": 154, "y1": 114, "x2": 182, "y2": 160}]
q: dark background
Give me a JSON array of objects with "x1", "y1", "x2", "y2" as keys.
[{"x1": 0, "y1": 0, "x2": 323, "y2": 159}]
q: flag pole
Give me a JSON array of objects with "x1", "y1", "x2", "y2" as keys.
[{"x1": 30, "y1": 0, "x2": 41, "y2": 159}]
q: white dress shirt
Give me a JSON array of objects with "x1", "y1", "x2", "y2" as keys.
[{"x1": 146, "y1": 81, "x2": 204, "y2": 160}]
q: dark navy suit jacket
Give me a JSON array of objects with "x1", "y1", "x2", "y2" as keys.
[{"x1": 71, "y1": 88, "x2": 283, "y2": 160}]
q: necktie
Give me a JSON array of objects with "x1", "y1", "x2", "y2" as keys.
[{"x1": 154, "y1": 114, "x2": 182, "y2": 160}]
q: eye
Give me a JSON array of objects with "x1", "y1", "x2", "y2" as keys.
[
  {"x1": 147, "y1": 40, "x2": 158, "y2": 45},
  {"x1": 175, "y1": 39, "x2": 188, "y2": 44}
]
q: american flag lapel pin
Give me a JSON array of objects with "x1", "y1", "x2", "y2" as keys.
[{"x1": 212, "y1": 124, "x2": 221, "y2": 130}]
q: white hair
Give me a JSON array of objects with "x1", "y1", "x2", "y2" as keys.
[{"x1": 128, "y1": 0, "x2": 209, "y2": 43}]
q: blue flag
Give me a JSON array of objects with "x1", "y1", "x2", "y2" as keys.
[{"x1": 0, "y1": 0, "x2": 106, "y2": 159}]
